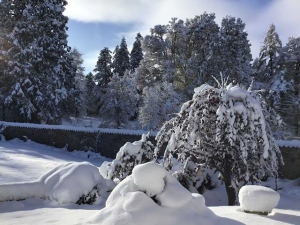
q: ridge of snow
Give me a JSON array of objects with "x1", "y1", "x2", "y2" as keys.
[
  {"x1": 275, "y1": 140, "x2": 300, "y2": 148},
  {"x1": 0, "y1": 121, "x2": 157, "y2": 136}
]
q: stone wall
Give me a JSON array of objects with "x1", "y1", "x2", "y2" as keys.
[
  {"x1": 1, "y1": 123, "x2": 300, "y2": 179},
  {"x1": 2, "y1": 125, "x2": 151, "y2": 159},
  {"x1": 279, "y1": 146, "x2": 300, "y2": 180}
]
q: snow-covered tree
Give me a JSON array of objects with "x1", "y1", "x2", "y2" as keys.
[
  {"x1": 94, "y1": 47, "x2": 112, "y2": 87},
  {"x1": 156, "y1": 83, "x2": 283, "y2": 205},
  {"x1": 84, "y1": 72, "x2": 97, "y2": 115},
  {"x1": 69, "y1": 48, "x2": 85, "y2": 118},
  {"x1": 113, "y1": 37, "x2": 130, "y2": 77},
  {"x1": 183, "y1": 13, "x2": 220, "y2": 94},
  {"x1": 257, "y1": 24, "x2": 282, "y2": 82},
  {"x1": 136, "y1": 24, "x2": 168, "y2": 90},
  {"x1": 217, "y1": 16, "x2": 253, "y2": 85},
  {"x1": 106, "y1": 133, "x2": 155, "y2": 180},
  {"x1": 1, "y1": 0, "x2": 77, "y2": 124},
  {"x1": 130, "y1": 33, "x2": 143, "y2": 72},
  {"x1": 70, "y1": 48, "x2": 85, "y2": 85},
  {"x1": 268, "y1": 37, "x2": 300, "y2": 135},
  {"x1": 99, "y1": 72, "x2": 138, "y2": 128},
  {"x1": 139, "y1": 82, "x2": 181, "y2": 130}
]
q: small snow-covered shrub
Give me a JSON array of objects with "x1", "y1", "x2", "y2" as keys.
[
  {"x1": 172, "y1": 157, "x2": 220, "y2": 194},
  {"x1": 88, "y1": 162, "x2": 235, "y2": 225},
  {"x1": 106, "y1": 133, "x2": 155, "y2": 180},
  {"x1": 239, "y1": 185, "x2": 280, "y2": 215}
]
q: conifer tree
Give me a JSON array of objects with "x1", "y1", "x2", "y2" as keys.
[
  {"x1": 94, "y1": 47, "x2": 112, "y2": 87},
  {"x1": 130, "y1": 33, "x2": 143, "y2": 72},
  {"x1": 84, "y1": 72, "x2": 97, "y2": 115},
  {"x1": 217, "y1": 16, "x2": 253, "y2": 85},
  {"x1": 258, "y1": 24, "x2": 282, "y2": 82},
  {"x1": 1, "y1": 0, "x2": 77, "y2": 124},
  {"x1": 113, "y1": 37, "x2": 130, "y2": 77}
]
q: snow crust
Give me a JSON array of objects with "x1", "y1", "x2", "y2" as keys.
[
  {"x1": 88, "y1": 162, "x2": 237, "y2": 225},
  {"x1": 0, "y1": 162, "x2": 112, "y2": 204},
  {"x1": 239, "y1": 185, "x2": 280, "y2": 213}
]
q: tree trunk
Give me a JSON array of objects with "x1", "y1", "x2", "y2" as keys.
[{"x1": 223, "y1": 165, "x2": 237, "y2": 206}]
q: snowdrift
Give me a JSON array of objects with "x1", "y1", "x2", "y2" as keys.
[
  {"x1": 0, "y1": 162, "x2": 114, "y2": 204},
  {"x1": 88, "y1": 162, "x2": 242, "y2": 225}
]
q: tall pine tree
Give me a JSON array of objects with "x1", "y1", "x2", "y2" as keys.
[
  {"x1": 257, "y1": 24, "x2": 282, "y2": 82},
  {"x1": 130, "y1": 33, "x2": 143, "y2": 72},
  {"x1": 1, "y1": 0, "x2": 78, "y2": 124},
  {"x1": 94, "y1": 47, "x2": 112, "y2": 87},
  {"x1": 217, "y1": 16, "x2": 253, "y2": 84},
  {"x1": 113, "y1": 37, "x2": 130, "y2": 77}
]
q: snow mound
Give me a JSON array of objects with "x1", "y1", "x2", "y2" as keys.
[
  {"x1": 239, "y1": 185, "x2": 280, "y2": 214},
  {"x1": 0, "y1": 162, "x2": 113, "y2": 204},
  {"x1": 40, "y1": 162, "x2": 107, "y2": 204},
  {"x1": 88, "y1": 162, "x2": 240, "y2": 225}
]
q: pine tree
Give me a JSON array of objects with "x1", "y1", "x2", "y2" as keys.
[
  {"x1": 94, "y1": 47, "x2": 112, "y2": 87},
  {"x1": 156, "y1": 83, "x2": 283, "y2": 205},
  {"x1": 2, "y1": 0, "x2": 42, "y2": 122},
  {"x1": 136, "y1": 24, "x2": 168, "y2": 90},
  {"x1": 268, "y1": 37, "x2": 300, "y2": 135},
  {"x1": 70, "y1": 48, "x2": 85, "y2": 85},
  {"x1": 113, "y1": 37, "x2": 130, "y2": 77},
  {"x1": 1, "y1": 0, "x2": 77, "y2": 124},
  {"x1": 184, "y1": 13, "x2": 220, "y2": 95},
  {"x1": 217, "y1": 16, "x2": 253, "y2": 85},
  {"x1": 258, "y1": 24, "x2": 282, "y2": 82},
  {"x1": 69, "y1": 48, "x2": 85, "y2": 118},
  {"x1": 130, "y1": 33, "x2": 143, "y2": 72},
  {"x1": 84, "y1": 72, "x2": 97, "y2": 115}
]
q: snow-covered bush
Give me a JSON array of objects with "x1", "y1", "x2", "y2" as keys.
[
  {"x1": 156, "y1": 83, "x2": 283, "y2": 205},
  {"x1": 172, "y1": 157, "x2": 220, "y2": 194},
  {"x1": 239, "y1": 185, "x2": 280, "y2": 215},
  {"x1": 88, "y1": 162, "x2": 236, "y2": 225},
  {"x1": 0, "y1": 162, "x2": 115, "y2": 204},
  {"x1": 106, "y1": 133, "x2": 155, "y2": 180}
]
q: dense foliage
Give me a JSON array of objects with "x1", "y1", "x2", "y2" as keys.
[{"x1": 156, "y1": 83, "x2": 284, "y2": 205}]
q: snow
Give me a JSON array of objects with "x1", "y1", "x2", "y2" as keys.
[
  {"x1": 0, "y1": 139, "x2": 299, "y2": 225},
  {"x1": 276, "y1": 139, "x2": 300, "y2": 148},
  {"x1": 0, "y1": 151, "x2": 112, "y2": 204},
  {"x1": 239, "y1": 185, "x2": 280, "y2": 214},
  {"x1": 88, "y1": 162, "x2": 239, "y2": 225},
  {"x1": 1, "y1": 121, "x2": 157, "y2": 136}
]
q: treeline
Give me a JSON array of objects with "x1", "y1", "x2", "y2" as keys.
[{"x1": 0, "y1": 1, "x2": 299, "y2": 134}]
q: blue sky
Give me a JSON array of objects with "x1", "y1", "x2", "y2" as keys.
[{"x1": 65, "y1": 0, "x2": 300, "y2": 74}]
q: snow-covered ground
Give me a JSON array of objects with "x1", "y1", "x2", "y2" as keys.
[{"x1": 0, "y1": 139, "x2": 299, "y2": 225}]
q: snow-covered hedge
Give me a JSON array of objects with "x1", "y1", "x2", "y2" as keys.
[{"x1": 0, "y1": 162, "x2": 115, "y2": 204}]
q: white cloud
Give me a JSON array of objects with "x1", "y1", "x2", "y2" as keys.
[
  {"x1": 67, "y1": 0, "x2": 300, "y2": 67},
  {"x1": 65, "y1": 0, "x2": 160, "y2": 23}
]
